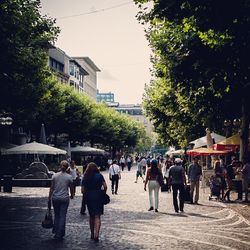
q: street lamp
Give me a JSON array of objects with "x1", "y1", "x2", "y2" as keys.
[{"x1": 0, "y1": 113, "x2": 14, "y2": 126}]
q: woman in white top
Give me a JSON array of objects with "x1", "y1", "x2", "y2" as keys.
[{"x1": 48, "y1": 160, "x2": 74, "y2": 240}]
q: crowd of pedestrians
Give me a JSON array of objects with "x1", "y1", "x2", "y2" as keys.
[{"x1": 47, "y1": 154, "x2": 250, "y2": 242}]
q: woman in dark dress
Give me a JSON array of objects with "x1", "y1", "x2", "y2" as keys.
[{"x1": 81, "y1": 162, "x2": 107, "y2": 242}]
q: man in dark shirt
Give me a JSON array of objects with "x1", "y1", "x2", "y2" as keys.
[
  {"x1": 169, "y1": 158, "x2": 187, "y2": 213},
  {"x1": 188, "y1": 157, "x2": 202, "y2": 204}
]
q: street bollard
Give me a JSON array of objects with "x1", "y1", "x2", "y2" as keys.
[{"x1": 3, "y1": 175, "x2": 13, "y2": 192}]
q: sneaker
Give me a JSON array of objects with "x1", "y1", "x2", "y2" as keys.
[
  {"x1": 180, "y1": 210, "x2": 184, "y2": 213},
  {"x1": 155, "y1": 209, "x2": 158, "y2": 212},
  {"x1": 148, "y1": 207, "x2": 154, "y2": 211}
]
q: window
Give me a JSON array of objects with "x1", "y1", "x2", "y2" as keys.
[{"x1": 69, "y1": 64, "x2": 74, "y2": 76}]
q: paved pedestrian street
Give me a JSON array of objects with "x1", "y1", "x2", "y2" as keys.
[{"x1": 0, "y1": 168, "x2": 250, "y2": 250}]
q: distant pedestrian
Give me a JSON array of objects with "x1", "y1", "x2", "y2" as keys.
[
  {"x1": 223, "y1": 160, "x2": 235, "y2": 201},
  {"x1": 188, "y1": 157, "x2": 202, "y2": 204},
  {"x1": 135, "y1": 160, "x2": 145, "y2": 183},
  {"x1": 81, "y1": 162, "x2": 107, "y2": 242},
  {"x1": 144, "y1": 159, "x2": 162, "y2": 212},
  {"x1": 169, "y1": 158, "x2": 187, "y2": 213},
  {"x1": 48, "y1": 160, "x2": 74, "y2": 240},
  {"x1": 107, "y1": 158, "x2": 112, "y2": 167},
  {"x1": 127, "y1": 156, "x2": 132, "y2": 171},
  {"x1": 234, "y1": 161, "x2": 243, "y2": 201},
  {"x1": 242, "y1": 157, "x2": 250, "y2": 202},
  {"x1": 109, "y1": 160, "x2": 121, "y2": 194},
  {"x1": 214, "y1": 160, "x2": 226, "y2": 200},
  {"x1": 69, "y1": 160, "x2": 78, "y2": 196},
  {"x1": 139, "y1": 157, "x2": 147, "y2": 175},
  {"x1": 119, "y1": 156, "x2": 126, "y2": 171}
]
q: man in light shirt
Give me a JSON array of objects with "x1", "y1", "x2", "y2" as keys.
[{"x1": 109, "y1": 160, "x2": 121, "y2": 194}]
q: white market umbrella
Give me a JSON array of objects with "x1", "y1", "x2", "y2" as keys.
[
  {"x1": 70, "y1": 146, "x2": 105, "y2": 155},
  {"x1": 189, "y1": 132, "x2": 226, "y2": 149},
  {"x1": 2, "y1": 141, "x2": 66, "y2": 155}
]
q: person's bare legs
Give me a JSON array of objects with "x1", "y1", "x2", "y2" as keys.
[
  {"x1": 94, "y1": 215, "x2": 101, "y2": 241},
  {"x1": 89, "y1": 216, "x2": 95, "y2": 239}
]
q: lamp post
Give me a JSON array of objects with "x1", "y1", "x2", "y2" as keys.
[
  {"x1": 0, "y1": 112, "x2": 14, "y2": 192},
  {"x1": 0, "y1": 113, "x2": 13, "y2": 126}
]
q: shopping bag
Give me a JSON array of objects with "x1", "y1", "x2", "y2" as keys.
[
  {"x1": 42, "y1": 208, "x2": 53, "y2": 229},
  {"x1": 102, "y1": 192, "x2": 110, "y2": 205}
]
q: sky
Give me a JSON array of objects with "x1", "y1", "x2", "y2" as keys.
[{"x1": 40, "y1": 0, "x2": 152, "y2": 104}]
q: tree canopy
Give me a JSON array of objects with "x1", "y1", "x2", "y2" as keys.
[
  {"x1": 0, "y1": 0, "x2": 151, "y2": 155},
  {"x1": 135, "y1": 0, "x2": 250, "y2": 157},
  {"x1": 0, "y1": 0, "x2": 59, "y2": 125}
]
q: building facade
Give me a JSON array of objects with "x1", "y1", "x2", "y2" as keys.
[
  {"x1": 97, "y1": 91, "x2": 115, "y2": 103},
  {"x1": 115, "y1": 104, "x2": 153, "y2": 135},
  {"x1": 48, "y1": 47, "x2": 100, "y2": 100},
  {"x1": 73, "y1": 57, "x2": 101, "y2": 100}
]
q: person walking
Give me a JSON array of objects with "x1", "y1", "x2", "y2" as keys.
[
  {"x1": 144, "y1": 159, "x2": 162, "y2": 212},
  {"x1": 188, "y1": 157, "x2": 202, "y2": 204},
  {"x1": 109, "y1": 160, "x2": 121, "y2": 194},
  {"x1": 68, "y1": 160, "x2": 78, "y2": 197},
  {"x1": 48, "y1": 160, "x2": 74, "y2": 240},
  {"x1": 242, "y1": 157, "x2": 250, "y2": 202},
  {"x1": 223, "y1": 160, "x2": 235, "y2": 201},
  {"x1": 81, "y1": 162, "x2": 107, "y2": 242},
  {"x1": 127, "y1": 156, "x2": 132, "y2": 171},
  {"x1": 119, "y1": 156, "x2": 126, "y2": 171},
  {"x1": 234, "y1": 161, "x2": 243, "y2": 201},
  {"x1": 135, "y1": 160, "x2": 145, "y2": 183},
  {"x1": 169, "y1": 158, "x2": 187, "y2": 213}
]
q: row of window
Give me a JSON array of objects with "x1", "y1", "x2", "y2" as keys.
[
  {"x1": 116, "y1": 109, "x2": 143, "y2": 115},
  {"x1": 49, "y1": 58, "x2": 64, "y2": 72}
]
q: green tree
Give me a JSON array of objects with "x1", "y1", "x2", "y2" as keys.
[
  {"x1": 135, "y1": 0, "x2": 250, "y2": 159},
  {"x1": 0, "y1": 0, "x2": 59, "y2": 126}
]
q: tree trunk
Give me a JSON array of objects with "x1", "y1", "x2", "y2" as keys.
[{"x1": 240, "y1": 96, "x2": 250, "y2": 161}]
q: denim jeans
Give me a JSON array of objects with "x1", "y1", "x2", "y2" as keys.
[{"x1": 52, "y1": 199, "x2": 69, "y2": 238}]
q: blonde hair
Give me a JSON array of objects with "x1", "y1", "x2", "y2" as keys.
[{"x1": 60, "y1": 160, "x2": 69, "y2": 172}]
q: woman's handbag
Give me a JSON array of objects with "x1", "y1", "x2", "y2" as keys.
[
  {"x1": 156, "y1": 173, "x2": 164, "y2": 187},
  {"x1": 42, "y1": 209, "x2": 53, "y2": 228},
  {"x1": 102, "y1": 192, "x2": 110, "y2": 205}
]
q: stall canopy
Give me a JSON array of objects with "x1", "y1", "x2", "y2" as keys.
[
  {"x1": 187, "y1": 147, "x2": 229, "y2": 156},
  {"x1": 189, "y1": 133, "x2": 226, "y2": 149},
  {"x1": 213, "y1": 134, "x2": 240, "y2": 151},
  {"x1": 166, "y1": 149, "x2": 185, "y2": 156},
  {"x1": 70, "y1": 146, "x2": 106, "y2": 156},
  {"x1": 2, "y1": 141, "x2": 66, "y2": 155}
]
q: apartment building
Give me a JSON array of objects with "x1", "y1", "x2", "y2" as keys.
[
  {"x1": 48, "y1": 47, "x2": 100, "y2": 100},
  {"x1": 73, "y1": 57, "x2": 101, "y2": 100}
]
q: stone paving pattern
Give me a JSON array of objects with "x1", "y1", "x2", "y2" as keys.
[{"x1": 0, "y1": 168, "x2": 250, "y2": 250}]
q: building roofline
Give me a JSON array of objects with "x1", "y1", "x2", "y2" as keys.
[
  {"x1": 73, "y1": 57, "x2": 101, "y2": 72},
  {"x1": 69, "y1": 59, "x2": 89, "y2": 75}
]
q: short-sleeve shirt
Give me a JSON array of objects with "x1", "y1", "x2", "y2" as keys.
[
  {"x1": 109, "y1": 164, "x2": 120, "y2": 175},
  {"x1": 81, "y1": 173, "x2": 104, "y2": 191},
  {"x1": 52, "y1": 172, "x2": 73, "y2": 200},
  {"x1": 169, "y1": 165, "x2": 184, "y2": 184}
]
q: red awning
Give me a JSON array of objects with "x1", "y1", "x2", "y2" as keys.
[{"x1": 213, "y1": 144, "x2": 239, "y2": 152}]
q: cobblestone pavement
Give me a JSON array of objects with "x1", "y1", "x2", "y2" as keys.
[{"x1": 0, "y1": 168, "x2": 250, "y2": 250}]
